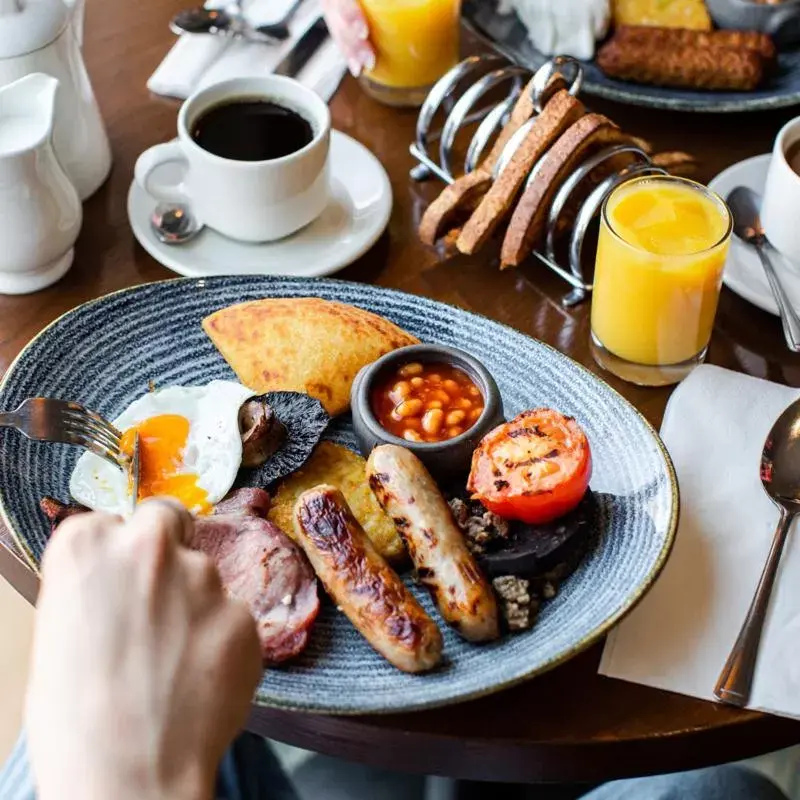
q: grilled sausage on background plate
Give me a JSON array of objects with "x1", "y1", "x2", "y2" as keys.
[
  {"x1": 292, "y1": 485, "x2": 443, "y2": 673},
  {"x1": 367, "y1": 445, "x2": 500, "y2": 643}
]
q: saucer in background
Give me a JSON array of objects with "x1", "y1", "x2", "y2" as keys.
[
  {"x1": 709, "y1": 153, "x2": 800, "y2": 316},
  {"x1": 127, "y1": 130, "x2": 392, "y2": 278}
]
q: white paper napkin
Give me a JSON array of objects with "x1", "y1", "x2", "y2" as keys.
[
  {"x1": 147, "y1": 0, "x2": 347, "y2": 102},
  {"x1": 599, "y1": 364, "x2": 800, "y2": 720}
]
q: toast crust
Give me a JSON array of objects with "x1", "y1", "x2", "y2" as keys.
[
  {"x1": 500, "y1": 114, "x2": 629, "y2": 268},
  {"x1": 417, "y1": 77, "x2": 570, "y2": 246},
  {"x1": 456, "y1": 90, "x2": 586, "y2": 256}
]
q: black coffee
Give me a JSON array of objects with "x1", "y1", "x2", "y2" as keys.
[
  {"x1": 191, "y1": 99, "x2": 314, "y2": 161},
  {"x1": 786, "y1": 139, "x2": 800, "y2": 177}
]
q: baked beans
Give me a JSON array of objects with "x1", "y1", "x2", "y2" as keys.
[{"x1": 371, "y1": 361, "x2": 485, "y2": 443}]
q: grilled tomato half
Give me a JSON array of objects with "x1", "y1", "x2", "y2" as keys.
[{"x1": 467, "y1": 409, "x2": 592, "y2": 525}]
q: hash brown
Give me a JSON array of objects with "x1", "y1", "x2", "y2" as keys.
[{"x1": 268, "y1": 441, "x2": 405, "y2": 562}]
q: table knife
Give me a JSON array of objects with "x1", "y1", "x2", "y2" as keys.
[{"x1": 272, "y1": 17, "x2": 329, "y2": 79}]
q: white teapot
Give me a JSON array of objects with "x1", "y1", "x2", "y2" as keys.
[
  {"x1": 0, "y1": 0, "x2": 111, "y2": 200},
  {"x1": 0, "y1": 73, "x2": 82, "y2": 293}
]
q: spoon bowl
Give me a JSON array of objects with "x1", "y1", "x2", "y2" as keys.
[
  {"x1": 728, "y1": 185, "x2": 766, "y2": 246},
  {"x1": 727, "y1": 186, "x2": 800, "y2": 353},
  {"x1": 714, "y1": 396, "x2": 800, "y2": 706},
  {"x1": 150, "y1": 203, "x2": 203, "y2": 245},
  {"x1": 761, "y1": 396, "x2": 800, "y2": 508},
  {"x1": 169, "y1": 7, "x2": 235, "y2": 36}
]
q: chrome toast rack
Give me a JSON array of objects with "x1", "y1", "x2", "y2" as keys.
[{"x1": 410, "y1": 55, "x2": 668, "y2": 306}]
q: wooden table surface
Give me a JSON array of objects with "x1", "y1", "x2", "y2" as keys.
[{"x1": 3, "y1": 0, "x2": 800, "y2": 785}]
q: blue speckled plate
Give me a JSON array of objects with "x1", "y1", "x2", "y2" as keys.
[
  {"x1": 0, "y1": 276, "x2": 678, "y2": 714},
  {"x1": 464, "y1": 0, "x2": 800, "y2": 112}
]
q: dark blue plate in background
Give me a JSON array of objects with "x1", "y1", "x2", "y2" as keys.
[
  {"x1": 0, "y1": 276, "x2": 677, "y2": 714},
  {"x1": 464, "y1": 0, "x2": 800, "y2": 112}
]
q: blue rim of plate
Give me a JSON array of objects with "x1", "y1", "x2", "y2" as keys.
[
  {"x1": 463, "y1": 1, "x2": 800, "y2": 112},
  {"x1": 0, "y1": 276, "x2": 679, "y2": 714}
]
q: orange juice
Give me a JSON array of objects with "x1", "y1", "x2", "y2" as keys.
[
  {"x1": 590, "y1": 176, "x2": 731, "y2": 386},
  {"x1": 359, "y1": 0, "x2": 461, "y2": 106}
]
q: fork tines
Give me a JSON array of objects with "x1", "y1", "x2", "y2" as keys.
[{"x1": 61, "y1": 403, "x2": 123, "y2": 464}]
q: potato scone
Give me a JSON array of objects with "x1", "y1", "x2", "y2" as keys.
[
  {"x1": 202, "y1": 298, "x2": 418, "y2": 416},
  {"x1": 612, "y1": 0, "x2": 712, "y2": 30},
  {"x1": 268, "y1": 441, "x2": 405, "y2": 562}
]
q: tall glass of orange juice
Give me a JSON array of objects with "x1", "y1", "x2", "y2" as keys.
[
  {"x1": 358, "y1": 0, "x2": 462, "y2": 107},
  {"x1": 590, "y1": 175, "x2": 732, "y2": 387}
]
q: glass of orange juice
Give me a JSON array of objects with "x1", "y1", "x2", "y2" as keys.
[
  {"x1": 590, "y1": 175, "x2": 732, "y2": 387},
  {"x1": 358, "y1": 0, "x2": 462, "y2": 107}
]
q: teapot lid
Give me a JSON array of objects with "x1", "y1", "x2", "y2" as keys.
[{"x1": 0, "y1": 0, "x2": 69, "y2": 58}]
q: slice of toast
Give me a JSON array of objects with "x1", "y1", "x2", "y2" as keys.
[
  {"x1": 418, "y1": 76, "x2": 540, "y2": 246},
  {"x1": 418, "y1": 76, "x2": 569, "y2": 246},
  {"x1": 456, "y1": 90, "x2": 585, "y2": 256},
  {"x1": 418, "y1": 172, "x2": 494, "y2": 246},
  {"x1": 500, "y1": 114, "x2": 630, "y2": 269}
]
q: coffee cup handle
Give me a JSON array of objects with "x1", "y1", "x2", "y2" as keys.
[{"x1": 134, "y1": 141, "x2": 191, "y2": 205}]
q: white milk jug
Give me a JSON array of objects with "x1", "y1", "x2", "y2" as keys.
[
  {"x1": 0, "y1": 0, "x2": 111, "y2": 200},
  {"x1": 0, "y1": 73, "x2": 82, "y2": 294}
]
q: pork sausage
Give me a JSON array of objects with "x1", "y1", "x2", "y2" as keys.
[
  {"x1": 367, "y1": 445, "x2": 500, "y2": 643},
  {"x1": 293, "y1": 484, "x2": 443, "y2": 673},
  {"x1": 596, "y1": 36, "x2": 763, "y2": 92}
]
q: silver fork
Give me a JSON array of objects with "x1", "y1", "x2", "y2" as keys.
[{"x1": 0, "y1": 398, "x2": 125, "y2": 469}]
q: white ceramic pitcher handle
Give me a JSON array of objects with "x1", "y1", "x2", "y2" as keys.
[{"x1": 134, "y1": 141, "x2": 190, "y2": 205}]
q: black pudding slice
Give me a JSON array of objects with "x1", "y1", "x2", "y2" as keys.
[
  {"x1": 445, "y1": 484, "x2": 598, "y2": 582},
  {"x1": 477, "y1": 491, "x2": 598, "y2": 581}
]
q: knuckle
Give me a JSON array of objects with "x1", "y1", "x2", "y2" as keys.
[{"x1": 128, "y1": 499, "x2": 191, "y2": 548}]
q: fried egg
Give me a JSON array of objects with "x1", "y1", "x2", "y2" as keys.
[{"x1": 69, "y1": 380, "x2": 254, "y2": 516}]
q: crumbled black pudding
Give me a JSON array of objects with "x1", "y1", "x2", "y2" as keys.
[
  {"x1": 446, "y1": 486, "x2": 600, "y2": 634},
  {"x1": 492, "y1": 575, "x2": 537, "y2": 631},
  {"x1": 448, "y1": 497, "x2": 510, "y2": 555}
]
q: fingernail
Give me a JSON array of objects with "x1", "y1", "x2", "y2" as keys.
[
  {"x1": 347, "y1": 57, "x2": 363, "y2": 77},
  {"x1": 354, "y1": 20, "x2": 369, "y2": 40},
  {"x1": 363, "y1": 49, "x2": 376, "y2": 72}
]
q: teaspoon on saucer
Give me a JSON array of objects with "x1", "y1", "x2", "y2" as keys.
[
  {"x1": 727, "y1": 186, "x2": 800, "y2": 353},
  {"x1": 150, "y1": 203, "x2": 203, "y2": 245},
  {"x1": 714, "y1": 396, "x2": 800, "y2": 707}
]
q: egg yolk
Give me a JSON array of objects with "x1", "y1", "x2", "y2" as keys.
[{"x1": 120, "y1": 414, "x2": 211, "y2": 514}]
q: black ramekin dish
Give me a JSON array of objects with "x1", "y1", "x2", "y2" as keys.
[{"x1": 350, "y1": 344, "x2": 504, "y2": 479}]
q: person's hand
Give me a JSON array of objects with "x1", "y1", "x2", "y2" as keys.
[
  {"x1": 322, "y1": 0, "x2": 375, "y2": 76},
  {"x1": 25, "y1": 500, "x2": 262, "y2": 800}
]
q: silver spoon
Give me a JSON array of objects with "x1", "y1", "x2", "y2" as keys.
[
  {"x1": 728, "y1": 186, "x2": 800, "y2": 353},
  {"x1": 150, "y1": 203, "x2": 203, "y2": 245},
  {"x1": 170, "y1": 0, "x2": 303, "y2": 43},
  {"x1": 714, "y1": 396, "x2": 800, "y2": 707}
]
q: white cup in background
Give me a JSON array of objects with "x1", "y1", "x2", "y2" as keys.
[
  {"x1": 134, "y1": 76, "x2": 331, "y2": 243},
  {"x1": 761, "y1": 116, "x2": 800, "y2": 264}
]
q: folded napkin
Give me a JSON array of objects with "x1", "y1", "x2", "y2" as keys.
[
  {"x1": 147, "y1": 0, "x2": 347, "y2": 102},
  {"x1": 599, "y1": 364, "x2": 800, "y2": 720}
]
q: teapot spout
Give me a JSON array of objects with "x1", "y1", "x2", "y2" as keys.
[{"x1": 0, "y1": 74, "x2": 59, "y2": 155}]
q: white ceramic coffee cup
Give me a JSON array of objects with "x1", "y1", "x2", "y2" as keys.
[
  {"x1": 761, "y1": 116, "x2": 800, "y2": 263},
  {"x1": 134, "y1": 76, "x2": 330, "y2": 243}
]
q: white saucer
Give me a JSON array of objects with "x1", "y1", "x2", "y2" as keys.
[
  {"x1": 708, "y1": 153, "x2": 800, "y2": 316},
  {"x1": 127, "y1": 130, "x2": 392, "y2": 279}
]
